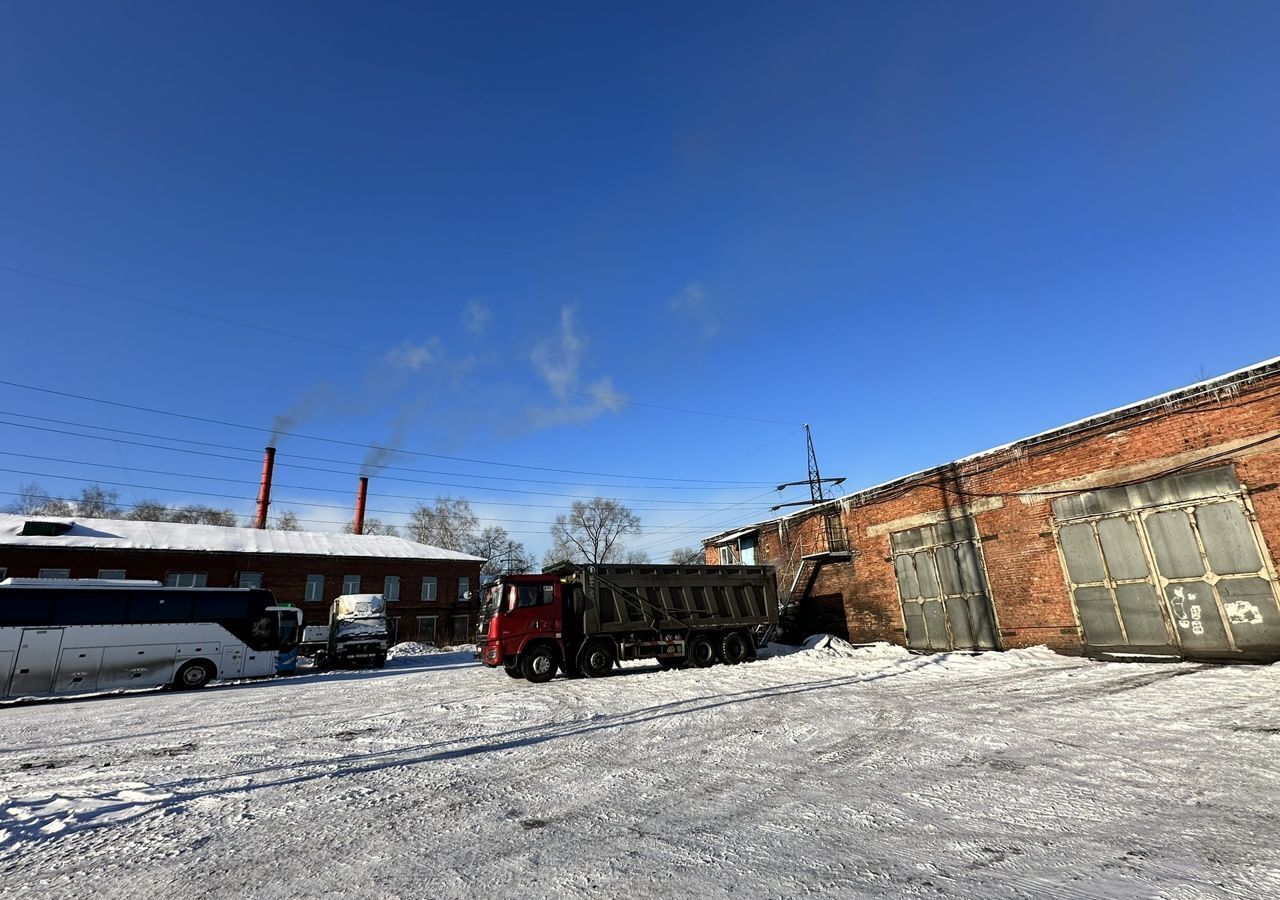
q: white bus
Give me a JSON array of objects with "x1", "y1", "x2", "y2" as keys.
[{"x1": 0, "y1": 578, "x2": 303, "y2": 701}]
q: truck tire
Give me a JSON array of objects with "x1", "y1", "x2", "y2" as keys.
[
  {"x1": 504, "y1": 659, "x2": 525, "y2": 679},
  {"x1": 719, "y1": 631, "x2": 750, "y2": 665},
  {"x1": 687, "y1": 635, "x2": 717, "y2": 668},
  {"x1": 173, "y1": 660, "x2": 215, "y2": 690},
  {"x1": 579, "y1": 640, "x2": 615, "y2": 678},
  {"x1": 521, "y1": 645, "x2": 559, "y2": 683}
]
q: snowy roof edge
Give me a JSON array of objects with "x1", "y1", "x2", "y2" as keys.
[{"x1": 703, "y1": 354, "x2": 1280, "y2": 543}]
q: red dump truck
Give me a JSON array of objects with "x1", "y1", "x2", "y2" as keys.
[{"x1": 477, "y1": 562, "x2": 780, "y2": 683}]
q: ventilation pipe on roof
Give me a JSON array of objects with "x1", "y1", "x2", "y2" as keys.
[
  {"x1": 354, "y1": 476, "x2": 369, "y2": 535},
  {"x1": 254, "y1": 447, "x2": 276, "y2": 530}
]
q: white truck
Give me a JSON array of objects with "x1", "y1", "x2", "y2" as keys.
[{"x1": 300, "y1": 593, "x2": 391, "y2": 670}]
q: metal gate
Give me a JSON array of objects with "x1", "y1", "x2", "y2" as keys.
[
  {"x1": 1052, "y1": 465, "x2": 1280, "y2": 661},
  {"x1": 891, "y1": 516, "x2": 999, "y2": 651}
]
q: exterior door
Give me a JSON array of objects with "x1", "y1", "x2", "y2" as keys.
[
  {"x1": 891, "y1": 517, "x2": 999, "y2": 651},
  {"x1": 10, "y1": 628, "x2": 65, "y2": 696},
  {"x1": 1053, "y1": 466, "x2": 1280, "y2": 661}
]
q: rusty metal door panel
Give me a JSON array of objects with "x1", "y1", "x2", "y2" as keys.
[
  {"x1": 1097, "y1": 517, "x2": 1149, "y2": 580},
  {"x1": 902, "y1": 603, "x2": 928, "y2": 649},
  {"x1": 914, "y1": 552, "x2": 941, "y2": 600},
  {"x1": 1165, "y1": 582, "x2": 1232, "y2": 652},
  {"x1": 955, "y1": 543, "x2": 986, "y2": 595},
  {"x1": 894, "y1": 554, "x2": 920, "y2": 600},
  {"x1": 943, "y1": 598, "x2": 974, "y2": 647},
  {"x1": 1059, "y1": 523, "x2": 1106, "y2": 583},
  {"x1": 936, "y1": 546, "x2": 963, "y2": 595},
  {"x1": 1074, "y1": 585, "x2": 1126, "y2": 646},
  {"x1": 1218, "y1": 578, "x2": 1280, "y2": 650},
  {"x1": 1194, "y1": 502, "x2": 1264, "y2": 575},
  {"x1": 921, "y1": 600, "x2": 949, "y2": 649},
  {"x1": 1113, "y1": 583, "x2": 1170, "y2": 646},
  {"x1": 968, "y1": 594, "x2": 999, "y2": 649},
  {"x1": 1145, "y1": 510, "x2": 1207, "y2": 579}
]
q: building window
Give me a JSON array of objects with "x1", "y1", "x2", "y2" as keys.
[
  {"x1": 417, "y1": 615, "x2": 438, "y2": 644},
  {"x1": 305, "y1": 574, "x2": 325, "y2": 602},
  {"x1": 342, "y1": 575, "x2": 361, "y2": 594},
  {"x1": 718, "y1": 545, "x2": 733, "y2": 565},
  {"x1": 459, "y1": 576, "x2": 471, "y2": 601},
  {"x1": 238, "y1": 572, "x2": 263, "y2": 588},
  {"x1": 38, "y1": 568, "x2": 71, "y2": 579},
  {"x1": 421, "y1": 576, "x2": 437, "y2": 602},
  {"x1": 449, "y1": 615, "x2": 471, "y2": 644},
  {"x1": 165, "y1": 573, "x2": 208, "y2": 587},
  {"x1": 890, "y1": 517, "x2": 997, "y2": 652},
  {"x1": 383, "y1": 575, "x2": 400, "y2": 601},
  {"x1": 98, "y1": 569, "x2": 127, "y2": 580}
]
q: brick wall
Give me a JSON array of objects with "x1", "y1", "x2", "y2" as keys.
[
  {"x1": 0, "y1": 546, "x2": 482, "y2": 645},
  {"x1": 707, "y1": 370, "x2": 1280, "y2": 654}
]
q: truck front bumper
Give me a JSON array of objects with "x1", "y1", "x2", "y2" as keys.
[{"x1": 477, "y1": 641, "x2": 501, "y2": 667}]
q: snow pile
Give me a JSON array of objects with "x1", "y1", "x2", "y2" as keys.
[
  {"x1": 800, "y1": 634, "x2": 911, "y2": 662},
  {"x1": 386, "y1": 642, "x2": 444, "y2": 659}
]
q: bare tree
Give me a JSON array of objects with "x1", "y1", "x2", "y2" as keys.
[
  {"x1": 3, "y1": 482, "x2": 72, "y2": 516},
  {"x1": 468, "y1": 525, "x2": 533, "y2": 577},
  {"x1": 165, "y1": 504, "x2": 238, "y2": 526},
  {"x1": 624, "y1": 549, "x2": 651, "y2": 565},
  {"x1": 668, "y1": 546, "x2": 706, "y2": 565},
  {"x1": 343, "y1": 517, "x2": 399, "y2": 536},
  {"x1": 547, "y1": 498, "x2": 641, "y2": 566},
  {"x1": 126, "y1": 499, "x2": 170, "y2": 522},
  {"x1": 76, "y1": 485, "x2": 121, "y2": 519},
  {"x1": 272, "y1": 510, "x2": 301, "y2": 531},
  {"x1": 408, "y1": 497, "x2": 479, "y2": 551}
]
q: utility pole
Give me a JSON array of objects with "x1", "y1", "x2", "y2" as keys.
[{"x1": 773, "y1": 424, "x2": 845, "y2": 511}]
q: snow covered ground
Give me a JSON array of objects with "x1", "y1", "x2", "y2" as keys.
[{"x1": 2, "y1": 640, "x2": 1279, "y2": 899}]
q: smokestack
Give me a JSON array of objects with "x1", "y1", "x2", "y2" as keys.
[
  {"x1": 255, "y1": 446, "x2": 276, "y2": 530},
  {"x1": 354, "y1": 476, "x2": 369, "y2": 535}
]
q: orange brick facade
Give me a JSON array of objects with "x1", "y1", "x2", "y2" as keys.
[{"x1": 706, "y1": 365, "x2": 1280, "y2": 656}]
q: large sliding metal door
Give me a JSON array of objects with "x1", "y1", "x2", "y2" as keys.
[
  {"x1": 1052, "y1": 466, "x2": 1280, "y2": 661},
  {"x1": 891, "y1": 517, "x2": 999, "y2": 651}
]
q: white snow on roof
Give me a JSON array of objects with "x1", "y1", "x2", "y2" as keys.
[{"x1": 0, "y1": 515, "x2": 483, "y2": 562}]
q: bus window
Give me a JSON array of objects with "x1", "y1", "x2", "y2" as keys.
[
  {"x1": 54, "y1": 590, "x2": 128, "y2": 625},
  {"x1": 194, "y1": 594, "x2": 252, "y2": 621},
  {"x1": 0, "y1": 590, "x2": 54, "y2": 626},
  {"x1": 129, "y1": 592, "x2": 193, "y2": 624}
]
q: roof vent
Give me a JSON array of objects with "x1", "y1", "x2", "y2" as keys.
[{"x1": 20, "y1": 520, "x2": 75, "y2": 537}]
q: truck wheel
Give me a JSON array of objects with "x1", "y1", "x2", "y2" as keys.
[
  {"x1": 504, "y1": 659, "x2": 525, "y2": 679},
  {"x1": 719, "y1": 632, "x2": 750, "y2": 665},
  {"x1": 521, "y1": 646, "x2": 559, "y2": 683},
  {"x1": 579, "y1": 641, "x2": 615, "y2": 678},
  {"x1": 173, "y1": 660, "x2": 215, "y2": 690},
  {"x1": 687, "y1": 635, "x2": 717, "y2": 668}
]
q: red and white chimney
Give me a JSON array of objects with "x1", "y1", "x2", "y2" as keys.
[
  {"x1": 353, "y1": 476, "x2": 369, "y2": 535},
  {"x1": 254, "y1": 447, "x2": 276, "y2": 530}
]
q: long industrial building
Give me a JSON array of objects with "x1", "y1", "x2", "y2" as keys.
[{"x1": 704, "y1": 357, "x2": 1280, "y2": 662}]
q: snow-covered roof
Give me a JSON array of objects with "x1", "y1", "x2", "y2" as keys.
[
  {"x1": 0, "y1": 515, "x2": 483, "y2": 562},
  {"x1": 703, "y1": 354, "x2": 1280, "y2": 544},
  {"x1": 712, "y1": 527, "x2": 759, "y2": 545}
]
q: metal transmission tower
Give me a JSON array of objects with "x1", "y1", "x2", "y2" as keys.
[{"x1": 772, "y1": 424, "x2": 845, "y2": 512}]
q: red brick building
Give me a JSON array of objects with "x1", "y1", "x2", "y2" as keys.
[
  {"x1": 704, "y1": 357, "x2": 1280, "y2": 662},
  {"x1": 0, "y1": 516, "x2": 484, "y2": 645}
]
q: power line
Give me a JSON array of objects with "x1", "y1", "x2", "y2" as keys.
[
  {"x1": 0, "y1": 264, "x2": 800, "y2": 427},
  {"x1": 0, "y1": 409, "x2": 775, "y2": 490},
  {"x1": 0, "y1": 379, "x2": 791, "y2": 483}
]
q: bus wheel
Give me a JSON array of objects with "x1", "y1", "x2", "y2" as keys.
[
  {"x1": 719, "y1": 632, "x2": 750, "y2": 665},
  {"x1": 173, "y1": 660, "x2": 215, "y2": 690},
  {"x1": 687, "y1": 635, "x2": 717, "y2": 668},
  {"x1": 504, "y1": 659, "x2": 525, "y2": 679},
  {"x1": 579, "y1": 641, "x2": 615, "y2": 678},
  {"x1": 521, "y1": 646, "x2": 559, "y2": 683}
]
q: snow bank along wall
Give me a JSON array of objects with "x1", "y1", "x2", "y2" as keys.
[
  {"x1": 704, "y1": 358, "x2": 1280, "y2": 663},
  {"x1": 0, "y1": 518, "x2": 484, "y2": 647}
]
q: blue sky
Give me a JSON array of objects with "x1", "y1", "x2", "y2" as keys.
[{"x1": 1, "y1": 1, "x2": 1278, "y2": 560}]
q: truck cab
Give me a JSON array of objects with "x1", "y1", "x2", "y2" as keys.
[{"x1": 477, "y1": 575, "x2": 569, "y2": 682}]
